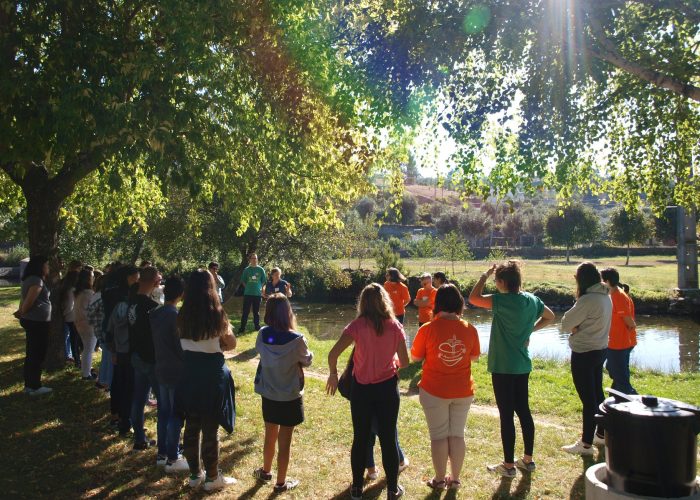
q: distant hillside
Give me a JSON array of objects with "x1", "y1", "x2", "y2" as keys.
[{"x1": 404, "y1": 184, "x2": 482, "y2": 207}]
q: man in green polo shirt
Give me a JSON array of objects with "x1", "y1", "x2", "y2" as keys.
[{"x1": 238, "y1": 253, "x2": 266, "y2": 333}]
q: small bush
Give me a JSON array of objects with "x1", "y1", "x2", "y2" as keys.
[
  {"x1": 2, "y1": 244, "x2": 29, "y2": 267},
  {"x1": 374, "y1": 244, "x2": 404, "y2": 281},
  {"x1": 486, "y1": 248, "x2": 508, "y2": 261}
]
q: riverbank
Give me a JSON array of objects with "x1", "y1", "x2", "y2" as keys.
[
  {"x1": 1, "y1": 287, "x2": 698, "y2": 499},
  {"x1": 286, "y1": 256, "x2": 688, "y2": 315}
]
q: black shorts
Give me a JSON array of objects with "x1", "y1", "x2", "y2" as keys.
[{"x1": 262, "y1": 396, "x2": 304, "y2": 427}]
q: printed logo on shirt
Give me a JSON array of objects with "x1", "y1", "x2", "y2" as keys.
[
  {"x1": 127, "y1": 304, "x2": 138, "y2": 326},
  {"x1": 438, "y1": 335, "x2": 466, "y2": 367}
]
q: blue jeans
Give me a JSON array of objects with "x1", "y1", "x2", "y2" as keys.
[
  {"x1": 98, "y1": 342, "x2": 113, "y2": 388},
  {"x1": 606, "y1": 347, "x2": 637, "y2": 395},
  {"x1": 131, "y1": 353, "x2": 159, "y2": 444},
  {"x1": 158, "y1": 384, "x2": 183, "y2": 460}
]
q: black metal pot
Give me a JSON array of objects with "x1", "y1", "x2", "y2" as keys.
[{"x1": 597, "y1": 388, "x2": 700, "y2": 498}]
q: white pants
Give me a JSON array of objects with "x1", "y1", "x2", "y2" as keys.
[
  {"x1": 77, "y1": 328, "x2": 97, "y2": 378},
  {"x1": 419, "y1": 388, "x2": 474, "y2": 440}
]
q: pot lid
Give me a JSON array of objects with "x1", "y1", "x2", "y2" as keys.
[{"x1": 603, "y1": 395, "x2": 698, "y2": 419}]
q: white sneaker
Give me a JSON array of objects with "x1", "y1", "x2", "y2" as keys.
[
  {"x1": 29, "y1": 386, "x2": 53, "y2": 396},
  {"x1": 189, "y1": 472, "x2": 204, "y2": 488},
  {"x1": 562, "y1": 440, "x2": 594, "y2": 456},
  {"x1": 593, "y1": 434, "x2": 606, "y2": 447},
  {"x1": 165, "y1": 457, "x2": 190, "y2": 474},
  {"x1": 203, "y1": 472, "x2": 237, "y2": 492},
  {"x1": 398, "y1": 457, "x2": 410, "y2": 473},
  {"x1": 156, "y1": 455, "x2": 167, "y2": 467},
  {"x1": 366, "y1": 469, "x2": 378, "y2": 480}
]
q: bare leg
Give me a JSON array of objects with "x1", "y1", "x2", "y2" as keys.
[
  {"x1": 276, "y1": 426, "x2": 295, "y2": 485},
  {"x1": 447, "y1": 436, "x2": 466, "y2": 481},
  {"x1": 263, "y1": 422, "x2": 279, "y2": 473},
  {"x1": 430, "y1": 438, "x2": 449, "y2": 480}
]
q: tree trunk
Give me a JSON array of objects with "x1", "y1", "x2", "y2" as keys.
[
  {"x1": 626, "y1": 244, "x2": 630, "y2": 266},
  {"x1": 566, "y1": 246, "x2": 570, "y2": 263},
  {"x1": 24, "y1": 190, "x2": 66, "y2": 371},
  {"x1": 131, "y1": 230, "x2": 146, "y2": 265}
]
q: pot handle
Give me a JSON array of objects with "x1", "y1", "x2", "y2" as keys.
[{"x1": 605, "y1": 387, "x2": 635, "y2": 403}]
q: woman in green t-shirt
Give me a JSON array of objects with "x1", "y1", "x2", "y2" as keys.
[{"x1": 469, "y1": 261, "x2": 554, "y2": 477}]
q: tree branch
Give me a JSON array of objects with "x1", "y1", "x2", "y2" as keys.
[
  {"x1": 587, "y1": 15, "x2": 700, "y2": 102},
  {"x1": 51, "y1": 153, "x2": 100, "y2": 199},
  {"x1": 627, "y1": 0, "x2": 700, "y2": 25}
]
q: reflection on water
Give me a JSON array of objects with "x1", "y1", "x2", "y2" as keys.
[{"x1": 279, "y1": 302, "x2": 700, "y2": 374}]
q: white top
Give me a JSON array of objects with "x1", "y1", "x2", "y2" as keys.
[
  {"x1": 180, "y1": 337, "x2": 222, "y2": 353},
  {"x1": 73, "y1": 289, "x2": 93, "y2": 334}
]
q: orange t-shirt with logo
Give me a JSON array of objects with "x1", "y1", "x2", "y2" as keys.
[
  {"x1": 411, "y1": 317, "x2": 481, "y2": 399},
  {"x1": 608, "y1": 288, "x2": 637, "y2": 350},
  {"x1": 383, "y1": 281, "x2": 411, "y2": 316},
  {"x1": 416, "y1": 286, "x2": 437, "y2": 324}
]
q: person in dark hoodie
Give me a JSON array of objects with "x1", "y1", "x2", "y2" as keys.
[
  {"x1": 252, "y1": 294, "x2": 313, "y2": 493},
  {"x1": 107, "y1": 269, "x2": 139, "y2": 434},
  {"x1": 177, "y1": 269, "x2": 237, "y2": 493},
  {"x1": 150, "y1": 276, "x2": 187, "y2": 472},
  {"x1": 128, "y1": 265, "x2": 162, "y2": 451}
]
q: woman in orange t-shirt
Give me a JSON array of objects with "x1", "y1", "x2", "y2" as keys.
[
  {"x1": 413, "y1": 272, "x2": 437, "y2": 326},
  {"x1": 383, "y1": 268, "x2": 411, "y2": 324},
  {"x1": 411, "y1": 284, "x2": 480, "y2": 490},
  {"x1": 601, "y1": 268, "x2": 637, "y2": 395}
]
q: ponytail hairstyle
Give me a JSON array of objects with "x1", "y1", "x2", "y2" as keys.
[
  {"x1": 357, "y1": 283, "x2": 395, "y2": 336},
  {"x1": 600, "y1": 267, "x2": 620, "y2": 287}
]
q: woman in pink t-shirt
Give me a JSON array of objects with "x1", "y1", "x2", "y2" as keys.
[{"x1": 327, "y1": 284, "x2": 410, "y2": 500}]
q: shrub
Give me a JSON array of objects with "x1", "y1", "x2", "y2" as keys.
[{"x1": 2, "y1": 244, "x2": 29, "y2": 266}]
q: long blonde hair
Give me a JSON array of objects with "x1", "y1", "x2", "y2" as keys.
[{"x1": 356, "y1": 283, "x2": 395, "y2": 336}]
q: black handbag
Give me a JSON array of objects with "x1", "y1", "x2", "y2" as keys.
[{"x1": 337, "y1": 348, "x2": 355, "y2": 400}]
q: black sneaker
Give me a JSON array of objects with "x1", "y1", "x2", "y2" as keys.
[
  {"x1": 388, "y1": 485, "x2": 404, "y2": 499},
  {"x1": 133, "y1": 439, "x2": 156, "y2": 450}
]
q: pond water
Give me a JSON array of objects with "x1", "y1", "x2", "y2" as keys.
[{"x1": 271, "y1": 302, "x2": 699, "y2": 374}]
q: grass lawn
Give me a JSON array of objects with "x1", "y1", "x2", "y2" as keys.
[
  {"x1": 334, "y1": 256, "x2": 679, "y2": 293},
  {"x1": 1, "y1": 286, "x2": 698, "y2": 499}
]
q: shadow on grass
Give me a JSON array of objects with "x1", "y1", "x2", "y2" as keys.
[
  {"x1": 569, "y1": 454, "x2": 601, "y2": 499},
  {"x1": 329, "y1": 478, "x2": 388, "y2": 499},
  {"x1": 491, "y1": 475, "x2": 515, "y2": 499},
  {"x1": 232, "y1": 347, "x2": 259, "y2": 363},
  {"x1": 0, "y1": 321, "x2": 258, "y2": 499}
]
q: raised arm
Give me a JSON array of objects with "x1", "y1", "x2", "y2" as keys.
[{"x1": 469, "y1": 265, "x2": 496, "y2": 309}]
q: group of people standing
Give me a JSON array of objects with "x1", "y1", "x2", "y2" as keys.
[
  {"x1": 14, "y1": 253, "x2": 637, "y2": 499},
  {"x1": 324, "y1": 261, "x2": 636, "y2": 499}
]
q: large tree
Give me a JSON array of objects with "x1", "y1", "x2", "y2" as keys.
[
  {"x1": 0, "y1": 0, "x2": 376, "y2": 271},
  {"x1": 607, "y1": 206, "x2": 654, "y2": 266},
  {"x1": 545, "y1": 204, "x2": 600, "y2": 262},
  {"x1": 335, "y1": 0, "x2": 700, "y2": 210}
]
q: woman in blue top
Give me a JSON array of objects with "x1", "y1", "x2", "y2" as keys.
[
  {"x1": 469, "y1": 261, "x2": 554, "y2": 477},
  {"x1": 253, "y1": 293, "x2": 312, "y2": 493},
  {"x1": 262, "y1": 267, "x2": 292, "y2": 299}
]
